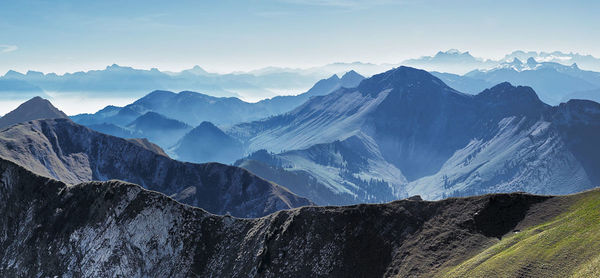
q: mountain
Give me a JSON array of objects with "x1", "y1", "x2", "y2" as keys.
[
  {"x1": 0, "y1": 78, "x2": 49, "y2": 99},
  {"x1": 0, "y1": 118, "x2": 311, "y2": 217},
  {"x1": 123, "y1": 90, "x2": 275, "y2": 126},
  {"x1": 86, "y1": 122, "x2": 141, "y2": 139},
  {"x1": 71, "y1": 105, "x2": 142, "y2": 127},
  {"x1": 0, "y1": 96, "x2": 68, "y2": 128},
  {"x1": 69, "y1": 72, "x2": 364, "y2": 157},
  {"x1": 2, "y1": 156, "x2": 599, "y2": 276},
  {"x1": 74, "y1": 71, "x2": 365, "y2": 128},
  {"x1": 502, "y1": 50, "x2": 600, "y2": 71},
  {"x1": 437, "y1": 58, "x2": 600, "y2": 104},
  {"x1": 229, "y1": 67, "x2": 600, "y2": 204},
  {"x1": 126, "y1": 112, "x2": 192, "y2": 147},
  {"x1": 0, "y1": 63, "x2": 335, "y2": 102},
  {"x1": 172, "y1": 121, "x2": 244, "y2": 164},
  {"x1": 402, "y1": 49, "x2": 497, "y2": 74},
  {"x1": 235, "y1": 135, "x2": 407, "y2": 205}
]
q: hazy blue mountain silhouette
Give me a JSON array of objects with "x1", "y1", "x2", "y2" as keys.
[
  {"x1": 434, "y1": 58, "x2": 600, "y2": 104},
  {"x1": 173, "y1": 121, "x2": 244, "y2": 164}
]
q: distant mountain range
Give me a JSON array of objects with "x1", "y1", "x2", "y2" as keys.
[
  {"x1": 3, "y1": 49, "x2": 600, "y2": 106},
  {"x1": 403, "y1": 49, "x2": 498, "y2": 74},
  {"x1": 404, "y1": 49, "x2": 600, "y2": 74},
  {"x1": 69, "y1": 71, "x2": 364, "y2": 158},
  {"x1": 0, "y1": 64, "x2": 328, "y2": 102},
  {"x1": 2, "y1": 156, "x2": 598, "y2": 276},
  {"x1": 0, "y1": 97, "x2": 311, "y2": 217},
  {"x1": 433, "y1": 57, "x2": 600, "y2": 104},
  {"x1": 230, "y1": 67, "x2": 600, "y2": 205}
]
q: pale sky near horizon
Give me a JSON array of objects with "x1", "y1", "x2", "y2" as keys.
[{"x1": 1, "y1": 0, "x2": 599, "y2": 74}]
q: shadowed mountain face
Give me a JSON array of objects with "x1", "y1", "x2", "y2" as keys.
[
  {"x1": 0, "y1": 118, "x2": 311, "y2": 217},
  {"x1": 4, "y1": 156, "x2": 597, "y2": 277},
  {"x1": 125, "y1": 112, "x2": 192, "y2": 147},
  {"x1": 232, "y1": 67, "x2": 600, "y2": 203},
  {"x1": 0, "y1": 96, "x2": 68, "y2": 128},
  {"x1": 172, "y1": 121, "x2": 244, "y2": 164}
]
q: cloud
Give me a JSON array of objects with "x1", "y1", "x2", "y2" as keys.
[
  {"x1": 280, "y1": 0, "x2": 402, "y2": 9},
  {"x1": 0, "y1": 45, "x2": 18, "y2": 53}
]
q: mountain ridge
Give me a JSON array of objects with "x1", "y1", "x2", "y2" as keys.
[
  {"x1": 0, "y1": 118, "x2": 311, "y2": 217},
  {"x1": 231, "y1": 66, "x2": 600, "y2": 203},
  {"x1": 0, "y1": 96, "x2": 68, "y2": 128},
  {"x1": 1, "y1": 155, "x2": 598, "y2": 277}
]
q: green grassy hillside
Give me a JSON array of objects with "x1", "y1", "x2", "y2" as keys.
[{"x1": 438, "y1": 189, "x2": 600, "y2": 278}]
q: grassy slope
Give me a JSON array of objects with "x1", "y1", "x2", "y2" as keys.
[{"x1": 438, "y1": 189, "x2": 600, "y2": 278}]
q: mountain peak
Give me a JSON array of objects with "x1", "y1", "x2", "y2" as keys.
[
  {"x1": 3, "y1": 70, "x2": 25, "y2": 78},
  {"x1": 511, "y1": 57, "x2": 523, "y2": 65},
  {"x1": 0, "y1": 96, "x2": 69, "y2": 128},
  {"x1": 106, "y1": 63, "x2": 120, "y2": 69},
  {"x1": 197, "y1": 121, "x2": 220, "y2": 130},
  {"x1": 357, "y1": 66, "x2": 451, "y2": 96},
  {"x1": 340, "y1": 70, "x2": 365, "y2": 88},
  {"x1": 127, "y1": 111, "x2": 190, "y2": 132},
  {"x1": 476, "y1": 82, "x2": 547, "y2": 115},
  {"x1": 526, "y1": 57, "x2": 538, "y2": 66},
  {"x1": 326, "y1": 74, "x2": 340, "y2": 81}
]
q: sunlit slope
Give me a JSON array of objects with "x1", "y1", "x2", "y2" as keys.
[{"x1": 439, "y1": 188, "x2": 600, "y2": 278}]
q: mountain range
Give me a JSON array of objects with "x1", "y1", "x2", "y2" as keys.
[
  {"x1": 433, "y1": 58, "x2": 600, "y2": 104},
  {"x1": 19, "y1": 66, "x2": 599, "y2": 208},
  {"x1": 0, "y1": 64, "x2": 364, "y2": 104},
  {"x1": 230, "y1": 67, "x2": 600, "y2": 205},
  {"x1": 0, "y1": 98, "x2": 310, "y2": 217},
  {"x1": 0, "y1": 64, "x2": 322, "y2": 100},
  {"x1": 2, "y1": 59, "x2": 600, "y2": 277},
  {"x1": 4, "y1": 49, "x2": 600, "y2": 107},
  {"x1": 69, "y1": 71, "x2": 364, "y2": 159},
  {"x1": 2, "y1": 156, "x2": 598, "y2": 276},
  {"x1": 405, "y1": 49, "x2": 600, "y2": 74},
  {"x1": 403, "y1": 49, "x2": 498, "y2": 74}
]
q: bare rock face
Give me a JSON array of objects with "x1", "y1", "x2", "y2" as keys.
[
  {"x1": 0, "y1": 119, "x2": 311, "y2": 218},
  {"x1": 0, "y1": 157, "x2": 557, "y2": 277}
]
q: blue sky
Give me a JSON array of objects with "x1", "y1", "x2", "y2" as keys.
[{"x1": 1, "y1": 0, "x2": 599, "y2": 74}]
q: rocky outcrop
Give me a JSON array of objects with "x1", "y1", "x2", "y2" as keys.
[{"x1": 0, "y1": 157, "x2": 569, "y2": 277}]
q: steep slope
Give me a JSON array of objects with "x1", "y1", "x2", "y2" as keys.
[
  {"x1": 126, "y1": 112, "x2": 192, "y2": 147},
  {"x1": 230, "y1": 67, "x2": 600, "y2": 202},
  {"x1": 2, "y1": 156, "x2": 598, "y2": 277},
  {"x1": 0, "y1": 119, "x2": 311, "y2": 217},
  {"x1": 172, "y1": 121, "x2": 244, "y2": 164},
  {"x1": 257, "y1": 71, "x2": 365, "y2": 119},
  {"x1": 441, "y1": 189, "x2": 600, "y2": 277},
  {"x1": 0, "y1": 96, "x2": 68, "y2": 128},
  {"x1": 235, "y1": 135, "x2": 407, "y2": 205}
]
